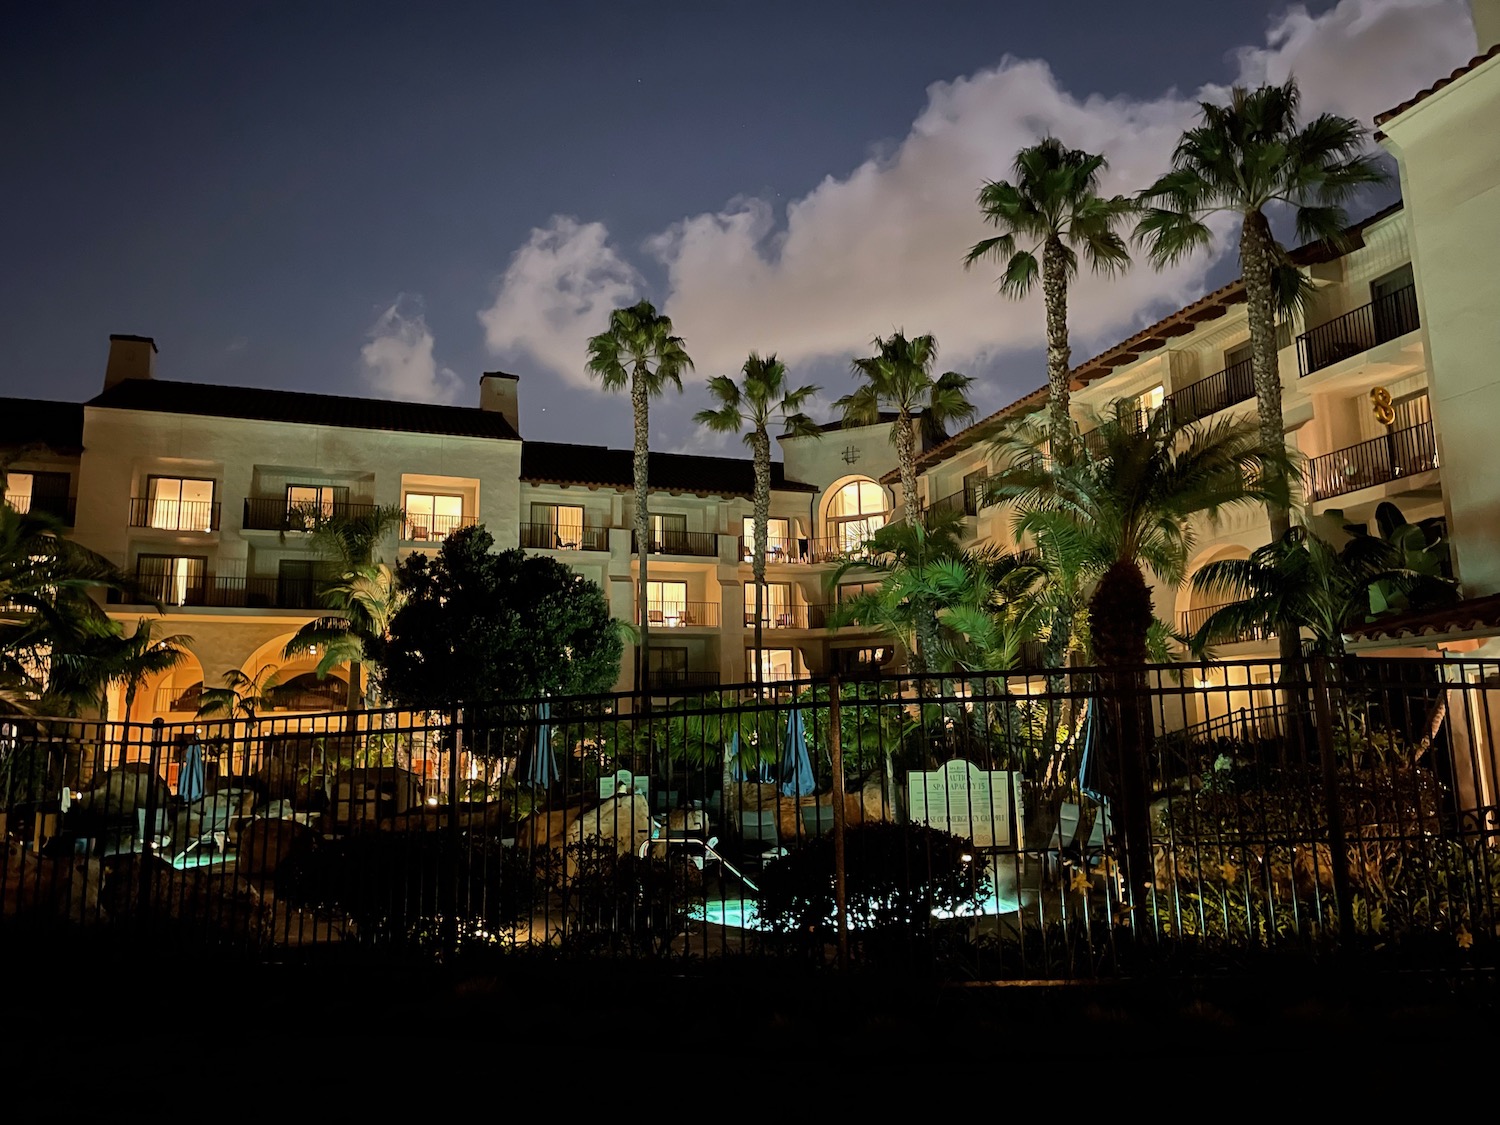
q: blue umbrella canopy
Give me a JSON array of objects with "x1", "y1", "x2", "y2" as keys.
[
  {"x1": 523, "y1": 698, "x2": 558, "y2": 789},
  {"x1": 1076, "y1": 699, "x2": 1106, "y2": 804},
  {"x1": 778, "y1": 707, "x2": 814, "y2": 797},
  {"x1": 178, "y1": 743, "x2": 206, "y2": 803}
]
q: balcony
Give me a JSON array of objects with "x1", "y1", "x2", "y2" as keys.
[
  {"x1": 402, "y1": 514, "x2": 477, "y2": 542},
  {"x1": 113, "y1": 575, "x2": 322, "y2": 610},
  {"x1": 520, "y1": 522, "x2": 610, "y2": 551},
  {"x1": 242, "y1": 497, "x2": 384, "y2": 532},
  {"x1": 644, "y1": 669, "x2": 720, "y2": 693},
  {"x1": 631, "y1": 529, "x2": 719, "y2": 557},
  {"x1": 745, "y1": 603, "x2": 828, "y2": 629},
  {"x1": 4, "y1": 492, "x2": 75, "y2": 525},
  {"x1": 1179, "y1": 602, "x2": 1272, "y2": 644},
  {"x1": 129, "y1": 498, "x2": 221, "y2": 532},
  {"x1": 1168, "y1": 358, "x2": 1255, "y2": 425},
  {"x1": 1307, "y1": 422, "x2": 1437, "y2": 504},
  {"x1": 924, "y1": 486, "x2": 982, "y2": 520},
  {"x1": 1297, "y1": 284, "x2": 1420, "y2": 377},
  {"x1": 643, "y1": 601, "x2": 721, "y2": 628}
]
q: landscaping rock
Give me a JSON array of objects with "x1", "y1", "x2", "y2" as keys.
[{"x1": 236, "y1": 817, "x2": 316, "y2": 883}]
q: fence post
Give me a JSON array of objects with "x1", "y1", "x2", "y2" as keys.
[
  {"x1": 138, "y1": 718, "x2": 164, "y2": 915},
  {"x1": 828, "y1": 676, "x2": 848, "y2": 971},
  {"x1": 1311, "y1": 661, "x2": 1357, "y2": 947},
  {"x1": 444, "y1": 709, "x2": 463, "y2": 958}
]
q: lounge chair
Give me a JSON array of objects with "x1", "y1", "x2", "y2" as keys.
[
  {"x1": 740, "y1": 807, "x2": 785, "y2": 867},
  {"x1": 799, "y1": 804, "x2": 836, "y2": 838}
]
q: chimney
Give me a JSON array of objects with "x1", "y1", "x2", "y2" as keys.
[
  {"x1": 479, "y1": 371, "x2": 521, "y2": 435},
  {"x1": 1473, "y1": 0, "x2": 1500, "y2": 52},
  {"x1": 105, "y1": 334, "x2": 157, "y2": 390}
]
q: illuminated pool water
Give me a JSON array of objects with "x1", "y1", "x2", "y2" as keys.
[{"x1": 693, "y1": 879, "x2": 1027, "y2": 931}]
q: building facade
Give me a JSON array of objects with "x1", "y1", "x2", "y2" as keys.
[{"x1": 2, "y1": 336, "x2": 903, "y2": 723}]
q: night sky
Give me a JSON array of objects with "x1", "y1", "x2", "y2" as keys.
[{"x1": 0, "y1": 1, "x2": 1476, "y2": 454}]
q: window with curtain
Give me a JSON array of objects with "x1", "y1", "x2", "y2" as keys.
[
  {"x1": 404, "y1": 493, "x2": 465, "y2": 540},
  {"x1": 136, "y1": 554, "x2": 207, "y2": 606},
  {"x1": 741, "y1": 516, "x2": 793, "y2": 560},
  {"x1": 532, "y1": 503, "x2": 585, "y2": 549},
  {"x1": 747, "y1": 648, "x2": 796, "y2": 682},
  {"x1": 646, "y1": 580, "x2": 688, "y2": 626},
  {"x1": 286, "y1": 484, "x2": 348, "y2": 523},
  {"x1": 747, "y1": 582, "x2": 792, "y2": 626}
]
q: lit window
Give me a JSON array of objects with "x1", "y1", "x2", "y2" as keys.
[
  {"x1": 286, "y1": 485, "x2": 347, "y2": 522},
  {"x1": 404, "y1": 493, "x2": 466, "y2": 540},
  {"x1": 136, "y1": 555, "x2": 207, "y2": 607},
  {"x1": 826, "y1": 480, "x2": 886, "y2": 551},
  {"x1": 747, "y1": 648, "x2": 796, "y2": 682},
  {"x1": 143, "y1": 477, "x2": 216, "y2": 531},
  {"x1": 646, "y1": 580, "x2": 688, "y2": 626},
  {"x1": 746, "y1": 582, "x2": 792, "y2": 626},
  {"x1": 531, "y1": 503, "x2": 585, "y2": 549},
  {"x1": 741, "y1": 517, "x2": 793, "y2": 561}
]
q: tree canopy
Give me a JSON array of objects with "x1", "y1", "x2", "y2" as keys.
[{"x1": 381, "y1": 525, "x2": 624, "y2": 714}]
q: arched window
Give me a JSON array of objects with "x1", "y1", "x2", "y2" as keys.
[{"x1": 826, "y1": 480, "x2": 886, "y2": 553}]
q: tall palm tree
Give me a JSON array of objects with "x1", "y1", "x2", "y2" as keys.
[
  {"x1": 285, "y1": 504, "x2": 403, "y2": 708},
  {"x1": 1135, "y1": 79, "x2": 1384, "y2": 548},
  {"x1": 965, "y1": 137, "x2": 1134, "y2": 456},
  {"x1": 694, "y1": 353, "x2": 820, "y2": 694},
  {"x1": 986, "y1": 400, "x2": 1291, "y2": 915},
  {"x1": 837, "y1": 331, "x2": 976, "y2": 531},
  {"x1": 586, "y1": 299, "x2": 694, "y2": 696}
]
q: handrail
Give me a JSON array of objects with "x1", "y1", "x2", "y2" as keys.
[
  {"x1": 631, "y1": 529, "x2": 719, "y2": 557},
  {"x1": 242, "y1": 497, "x2": 384, "y2": 532},
  {"x1": 519, "y1": 522, "x2": 610, "y2": 551},
  {"x1": 1306, "y1": 421, "x2": 1436, "y2": 503},
  {"x1": 1297, "y1": 284, "x2": 1419, "y2": 376},
  {"x1": 641, "y1": 600, "x2": 721, "y2": 628},
  {"x1": 129, "y1": 498, "x2": 221, "y2": 532},
  {"x1": 1179, "y1": 602, "x2": 1272, "y2": 644}
]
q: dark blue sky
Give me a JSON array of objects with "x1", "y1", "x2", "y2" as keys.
[{"x1": 3, "y1": 0, "x2": 1428, "y2": 448}]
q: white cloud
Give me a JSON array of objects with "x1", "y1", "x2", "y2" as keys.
[
  {"x1": 477, "y1": 217, "x2": 642, "y2": 389},
  {"x1": 360, "y1": 296, "x2": 461, "y2": 404},
  {"x1": 481, "y1": 0, "x2": 1473, "y2": 405}
]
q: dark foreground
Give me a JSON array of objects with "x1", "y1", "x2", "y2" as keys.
[{"x1": 9, "y1": 930, "x2": 1500, "y2": 1062}]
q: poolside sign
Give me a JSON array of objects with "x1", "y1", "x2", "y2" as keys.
[{"x1": 906, "y1": 760, "x2": 1022, "y2": 850}]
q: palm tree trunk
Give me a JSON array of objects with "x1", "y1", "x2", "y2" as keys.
[
  {"x1": 632, "y1": 369, "x2": 651, "y2": 701},
  {"x1": 1087, "y1": 560, "x2": 1156, "y2": 932},
  {"x1": 897, "y1": 409, "x2": 919, "y2": 530},
  {"x1": 752, "y1": 428, "x2": 770, "y2": 700},
  {"x1": 347, "y1": 660, "x2": 362, "y2": 710},
  {"x1": 1240, "y1": 211, "x2": 1301, "y2": 674},
  {"x1": 1042, "y1": 234, "x2": 1073, "y2": 459}
]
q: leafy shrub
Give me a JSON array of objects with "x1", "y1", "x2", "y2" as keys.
[{"x1": 755, "y1": 821, "x2": 987, "y2": 966}]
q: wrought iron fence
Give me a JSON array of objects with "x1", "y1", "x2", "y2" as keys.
[
  {"x1": 1167, "y1": 358, "x2": 1255, "y2": 426},
  {"x1": 5, "y1": 658, "x2": 1498, "y2": 976},
  {"x1": 631, "y1": 529, "x2": 719, "y2": 557}
]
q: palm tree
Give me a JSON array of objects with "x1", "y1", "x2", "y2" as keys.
[
  {"x1": 106, "y1": 617, "x2": 194, "y2": 724},
  {"x1": 837, "y1": 331, "x2": 976, "y2": 531},
  {"x1": 986, "y1": 400, "x2": 1291, "y2": 915},
  {"x1": 285, "y1": 504, "x2": 403, "y2": 708},
  {"x1": 284, "y1": 563, "x2": 404, "y2": 709},
  {"x1": 197, "y1": 664, "x2": 287, "y2": 724},
  {"x1": 965, "y1": 137, "x2": 1134, "y2": 456},
  {"x1": 586, "y1": 299, "x2": 695, "y2": 696},
  {"x1": 1189, "y1": 505, "x2": 1457, "y2": 659},
  {"x1": 1135, "y1": 79, "x2": 1384, "y2": 549},
  {"x1": 694, "y1": 353, "x2": 821, "y2": 694}
]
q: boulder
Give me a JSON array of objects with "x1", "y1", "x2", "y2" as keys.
[
  {"x1": 2, "y1": 842, "x2": 102, "y2": 923},
  {"x1": 517, "y1": 794, "x2": 654, "y2": 872},
  {"x1": 73, "y1": 764, "x2": 170, "y2": 825},
  {"x1": 236, "y1": 817, "x2": 316, "y2": 883}
]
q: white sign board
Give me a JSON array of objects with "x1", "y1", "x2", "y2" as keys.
[{"x1": 906, "y1": 760, "x2": 1022, "y2": 850}]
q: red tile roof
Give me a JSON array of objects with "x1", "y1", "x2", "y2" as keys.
[
  {"x1": 1344, "y1": 593, "x2": 1500, "y2": 645},
  {"x1": 1375, "y1": 42, "x2": 1500, "y2": 131}
]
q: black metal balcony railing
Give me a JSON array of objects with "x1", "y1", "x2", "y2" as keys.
[
  {"x1": 242, "y1": 497, "x2": 384, "y2": 532},
  {"x1": 114, "y1": 575, "x2": 323, "y2": 610},
  {"x1": 745, "y1": 603, "x2": 828, "y2": 629},
  {"x1": 1307, "y1": 421, "x2": 1437, "y2": 503},
  {"x1": 3, "y1": 492, "x2": 76, "y2": 524},
  {"x1": 519, "y1": 522, "x2": 610, "y2": 551},
  {"x1": 1179, "y1": 602, "x2": 1272, "y2": 644},
  {"x1": 403, "y1": 514, "x2": 477, "y2": 542},
  {"x1": 129, "y1": 498, "x2": 221, "y2": 532},
  {"x1": 644, "y1": 669, "x2": 719, "y2": 693},
  {"x1": 1297, "y1": 284, "x2": 1420, "y2": 376},
  {"x1": 1168, "y1": 358, "x2": 1256, "y2": 425},
  {"x1": 737, "y1": 535, "x2": 807, "y2": 564},
  {"x1": 924, "y1": 486, "x2": 982, "y2": 519},
  {"x1": 642, "y1": 601, "x2": 721, "y2": 628},
  {"x1": 631, "y1": 529, "x2": 719, "y2": 557}
]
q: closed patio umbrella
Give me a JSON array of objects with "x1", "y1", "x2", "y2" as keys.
[
  {"x1": 1076, "y1": 698, "x2": 1106, "y2": 804},
  {"x1": 522, "y1": 698, "x2": 558, "y2": 789},
  {"x1": 178, "y1": 743, "x2": 206, "y2": 803},
  {"x1": 778, "y1": 707, "x2": 814, "y2": 798}
]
